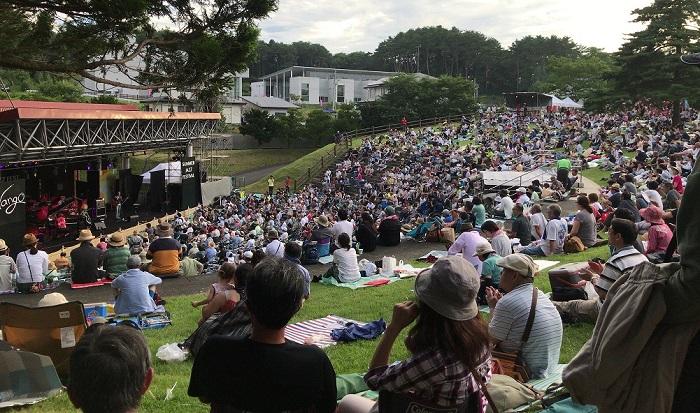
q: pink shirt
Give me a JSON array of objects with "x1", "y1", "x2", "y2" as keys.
[{"x1": 646, "y1": 224, "x2": 673, "y2": 254}]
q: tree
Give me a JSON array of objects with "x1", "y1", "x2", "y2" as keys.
[
  {"x1": 335, "y1": 104, "x2": 362, "y2": 133},
  {"x1": 278, "y1": 108, "x2": 304, "y2": 147},
  {"x1": 240, "y1": 108, "x2": 280, "y2": 145},
  {"x1": 507, "y1": 35, "x2": 581, "y2": 92},
  {"x1": 305, "y1": 110, "x2": 335, "y2": 145},
  {"x1": 534, "y1": 48, "x2": 620, "y2": 111},
  {"x1": 0, "y1": 1, "x2": 277, "y2": 94},
  {"x1": 614, "y1": 0, "x2": 700, "y2": 124}
]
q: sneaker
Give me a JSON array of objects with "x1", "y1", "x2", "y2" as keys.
[{"x1": 681, "y1": 53, "x2": 700, "y2": 65}]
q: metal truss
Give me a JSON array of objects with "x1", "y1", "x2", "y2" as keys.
[{"x1": 0, "y1": 118, "x2": 218, "y2": 165}]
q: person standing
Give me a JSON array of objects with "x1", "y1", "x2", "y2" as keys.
[
  {"x1": 71, "y1": 230, "x2": 102, "y2": 284},
  {"x1": 16, "y1": 234, "x2": 49, "y2": 292},
  {"x1": 556, "y1": 157, "x2": 572, "y2": 191},
  {"x1": 267, "y1": 175, "x2": 275, "y2": 197},
  {"x1": 0, "y1": 239, "x2": 17, "y2": 292}
]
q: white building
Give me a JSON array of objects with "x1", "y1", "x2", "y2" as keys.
[
  {"x1": 364, "y1": 72, "x2": 435, "y2": 102},
  {"x1": 252, "y1": 66, "x2": 399, "y2": 105},
  {"x1": 241, "y1": 96, "x2": 298, "y2": 116}
]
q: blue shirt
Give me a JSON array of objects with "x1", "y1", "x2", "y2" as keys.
[
  {"x1": 205, "y1": 247, "x2": 218, "y2": 262},
  {"x1": 112, "y1": 269, "x2": 162, "y2": 314}
]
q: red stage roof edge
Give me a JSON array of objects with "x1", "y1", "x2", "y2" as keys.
[{"x1": 0, "y1": 99, "x2": 139, "y2": 112}]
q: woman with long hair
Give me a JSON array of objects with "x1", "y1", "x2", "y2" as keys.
[
  {"x1": 338, "y1": 256, "x2": 492, "y2": 412},
  {"x1": 568, "y1": 195, "x2": 598, "y2": 247},
  {"x1": 355, "y1": 212, "x2": 378, "y2": 252}
]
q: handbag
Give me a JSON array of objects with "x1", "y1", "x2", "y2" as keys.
[{"x1": 491, "y1": 287, "x2": 538, "y2": 383}]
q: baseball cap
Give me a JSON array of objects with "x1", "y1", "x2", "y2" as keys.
[
  {"x1": 414, "y1": 256, "x2": 480, "y2": 321},
  {"x1": 496, "y1": 253, "x2": 539, "y2": 278}
]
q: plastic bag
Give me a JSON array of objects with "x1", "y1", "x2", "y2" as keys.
[
  {"x1": 156, "y1": 343, "x2": 188, "y2": 362},
  {"x1": 359, "y1": 259, "x2": 377, "y2": 276}
]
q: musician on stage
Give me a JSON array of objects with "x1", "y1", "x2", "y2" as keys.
[{"x1": 114, "y1": 192, "x2": 124, "y2": 221}]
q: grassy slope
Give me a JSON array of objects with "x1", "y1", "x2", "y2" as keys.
[
  {"x1": 129, "y1": 149, "x2": 314, "y2": 177},
  {"x1": 582, "y1": 167, "x2": 612, "y2": 185},
  {"x1": 25, "y1": 246, "x2": 607, "y2": 413}
]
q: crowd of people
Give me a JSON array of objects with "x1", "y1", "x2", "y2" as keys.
[{"x1": 4, "y1": 100, "x2": 700, "y2": 412}]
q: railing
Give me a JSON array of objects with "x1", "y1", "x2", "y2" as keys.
[{"x1": 291, "y1": 113, "x2": 468, "y2": 192}]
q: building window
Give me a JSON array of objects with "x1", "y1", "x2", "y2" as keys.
[
  {"x1": 336, "y1": 84, "x2": 345, "y2": 103},
  {"x1": 301, "y1": 83, "x2": 310, "y2": 102}
]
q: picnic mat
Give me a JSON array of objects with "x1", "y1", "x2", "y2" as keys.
[
  {"x1": 318, "y1": 255, "x2": 334, "y2": 265},
  {"x1": 534, "y1": 260, "x2": 560, "y2": 272},
  {"x1": 319, "y1": 275, "x2": 402, "y2": 290},
  {"x1": 527, "y1": 363, "x2": 567, "y2": 391},
  {"x1": 70, "y1": 278, "x2": 112, "y2": 289},
  {"x1": 285, "y1": 315, "x2": 359, "y2": 349}
]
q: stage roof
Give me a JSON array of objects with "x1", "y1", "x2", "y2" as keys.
[{"x1": 0, "y1": 100, "x2": 221, "y2": 123}]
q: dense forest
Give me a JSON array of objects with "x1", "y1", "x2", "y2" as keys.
[{"x1": 248, "y1": 26, "x2": 581, "y2": 96}]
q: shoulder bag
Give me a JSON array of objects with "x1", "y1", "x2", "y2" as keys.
[{"x1": 491, "y1": 287, "x2": 538, "y2": 382}]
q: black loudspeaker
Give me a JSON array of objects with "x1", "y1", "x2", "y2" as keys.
[
  {"x1": 87, "y1": 170, "x2": 100, "y2": 210},
  {"x1": 148, "y1": 170, "x2": 166, "y2": 212}
]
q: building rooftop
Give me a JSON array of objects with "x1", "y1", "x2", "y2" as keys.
[
  {"x1": 260, "y1": 65, "x2": 399, "y2": 79},
  {"x1": 242, "y1": 96, "x2": 298, "y2": 109}
]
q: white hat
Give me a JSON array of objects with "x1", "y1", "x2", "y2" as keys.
[
  {"x1": 38, "y1": 293, "x2": 68, "y2": 307},
  {"x1": 243, "y1": 251, "x2": 254, "y2": 259}
]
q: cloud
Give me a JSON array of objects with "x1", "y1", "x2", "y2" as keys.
[{"x1": 259, "y1": 0, "x2": 649, "y2": 53}]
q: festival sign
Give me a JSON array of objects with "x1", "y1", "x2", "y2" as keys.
[
  {"x1": 0, "y1": 178, "x2": 27, "y2": 257},
  {"x1": 180, "y1": 157, "x2": 201, "y2": 209}
]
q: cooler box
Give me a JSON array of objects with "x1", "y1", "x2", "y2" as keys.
[{"x1": 83, "y1": 303, "x2": 111, "y2": 325}]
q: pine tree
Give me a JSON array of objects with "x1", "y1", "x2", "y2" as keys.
[{"x1": 615, "y1": 0, "x2": 700, "y2": 124}]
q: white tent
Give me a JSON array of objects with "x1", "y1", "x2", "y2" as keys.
[
  {"x1": 141, "y1": 161, "x2": 182, "y2": 184},
  {"x1": 550, "y1": 96, "x2": 566, "y2": 107},
  {"x1": 561, "y1": 97, "x2": 584, "y2": 109}
]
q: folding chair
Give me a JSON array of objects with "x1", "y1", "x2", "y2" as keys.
[{"x1": 0, "y1": 301, "x2": 87, "y2": 380}]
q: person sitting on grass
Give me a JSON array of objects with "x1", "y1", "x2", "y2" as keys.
[
  {"x1": 103, "y1": 233, "x2": 130, "y2": 279},
  {"x1": 192, "y1": 262, "x2": 236, "y2": 309},
  {"x1": 69, "y1": 325, "x2": 153, "y2": 413},
  {"x1": 474, "y1": 242, "x2": 503, "y2": 305},
  {"x1": 486, "y1": 253, "x2": 563, "y2": 378},
  {"x1": 378, "y1": 206, "x2": 401, "y2": 247},
  {"x1": 180, "y1": 248, "x2": 204, "y2": 277},
  {"x1": 198, "y1": 262, "x2": 249, "y2": 325},
  {"x1": 189, "y1": 257, "x2": 337, "y2": 412},
  {"x1": 112, "y1": 256, "x2": 163, "y2": 315},
  {"x1": 147, "y1": 222, "x2": 181, "y2": 277},
  {"x1": 283, "y1": 241, "x2": 311, "y2": 299},
  {"x1": 520, "y1": 204, "x2": 568, "y2": 257},
  {"x1": 337, "y1": 256, "x2": 492, "y2": 412},
  {"x1": 327, "y1": 232, "x2": 361, "y2": 283},
  {"x1": 480, "y1": 220, "x2": 512, "y2": 258}
]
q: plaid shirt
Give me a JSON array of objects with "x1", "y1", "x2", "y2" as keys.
[{"x1": 364, "y1": 349, "x2": 492, "y2": 410}]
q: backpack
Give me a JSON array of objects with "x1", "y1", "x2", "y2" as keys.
[
  {"x1": 301, "y1": 242, "x2": 319, "y2": 265},
  {"x1": 563, "y1": 236, "x2": 586, "y2": 253}
]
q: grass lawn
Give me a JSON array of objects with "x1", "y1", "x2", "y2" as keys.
[
  {"x1": 582, "y1": 166, "x2": 612, "y2": 185},
  {"x1": 129, "y1": 148, "x2": 314, "y2": 177},
  {"x1": 24, "y1": 246, "x2": 608, "y2": 413}
]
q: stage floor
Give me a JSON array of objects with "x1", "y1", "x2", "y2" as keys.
[{"x1": 41, "y1": 208, "x2": 176, "y2": 254}]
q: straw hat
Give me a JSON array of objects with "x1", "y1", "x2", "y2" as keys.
[
  {"x1": 23, "y1": 233, "x2": 38, "y2": 247},
  {"x1": 38, "y1": 293, "x2": 68, "y2": 307},
  {"x1": 107, "y1": 233, "x2": 126, "y2": 247},
  {"x1": 76, "y1": 229, "x2": 95, "y2": 242},
  {"x1": 0, "y1": 239, "x2": 7, "y2": 252},
  {"x1": 155, "y1": 222, "x2": 173, "y2": 237},
  {"x1": 314, "y1": 215, "x2": 330, "y2": 227}
]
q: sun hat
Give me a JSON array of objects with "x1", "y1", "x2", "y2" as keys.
[
  {"x1": 414, "y1": 256, "x2": 480, "y2": 321},
  {"x1": 640, "y1": 205, "x2": 665, "y2": 225},
  {"x1": 473, "y1": 242, "x2": 496, "y2": 257},
  {"x1": 314, "y1": 215, "x2": 330, "y2": 227},
  {"x1": 76, "y1": 229, "x2": 95, "y2": 242},
  {"x1": 496, "y1": 253, "x2": 539, "y2": 279},
  {"x1": 0, "y1": 239, "x2": 7, "y2": 252},
  {"x1": 243, "y1": 251, "x2": 254, "y2": 259},
  {"x1": 23, "y1": 233, "x2": 38, "y2": 247},
  {"x1": 156, "y1": 222, "x2": 173, "y2": 237},
  {"x1": 37, "y1": 293, "x2": 68, "y2": 307},
  {"x1": 107, "y1": 233, "x2": 126, "y2": 247}
]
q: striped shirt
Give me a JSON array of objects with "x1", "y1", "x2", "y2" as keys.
[
  {"x1": 595, "y1": 245, "x2": 648, "y2": 292},
  {"x1": 365, "y1": 349, "x2": 491, "y2": 410},
  {"x1": 489, "y1": 283, "x2": 563, "y2": 378}
]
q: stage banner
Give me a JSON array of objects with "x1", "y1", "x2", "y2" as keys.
[
  {"x1": 181, "y1": 157, "x2": 201, "y2": 209},
  {"x1": 0, "y1": 178, "x2": 26, "y2": 258}
]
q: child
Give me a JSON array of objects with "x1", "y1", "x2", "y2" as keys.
[{"x1": 191, "y1": 264, "x2": 236, "y2": 308}]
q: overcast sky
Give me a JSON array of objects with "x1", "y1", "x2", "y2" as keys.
[{"x1": 259, "y1": 0, "x2": 651, "y2": 53}]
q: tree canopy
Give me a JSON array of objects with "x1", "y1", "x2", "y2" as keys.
[{"x1": 0, "y1": 0, "x2": 277, "y2": 94}]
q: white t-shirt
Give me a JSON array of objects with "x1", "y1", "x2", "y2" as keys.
[
  {"x1": 497, "y1": 197, "x2": 514, "y2": 219},
  {"x1": 265, "y1": 239, "x2": 285, "y2": 258},
  {"x1": 540, "y1": 218, "x2": 568, "y2": 256},
  {"x1": 333, "y1": 248, "x2": 361, "y2": 283},
  {"x1": 16, "y1": 250, "x2": 49, "y2": 284},
  {"x1": 490, "y1": 232, "x2": 512, "y2": 257},
  {"x1": 332, "y1": 220, "x2": 354, "y2": 247},
  {"x1": 489, "y1": 283, "x2": 563, "y2": 378},
  {"x1": 530, "y1": 213, "x2": 547, "y2": 240}
]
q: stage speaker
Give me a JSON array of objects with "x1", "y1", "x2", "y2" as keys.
[
  {"x1": 148, "y1": 170, "x2": 166, "y2": 212},
  {"x1": 87, "y1": 170, "x2": 100, "y2": 210}
]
